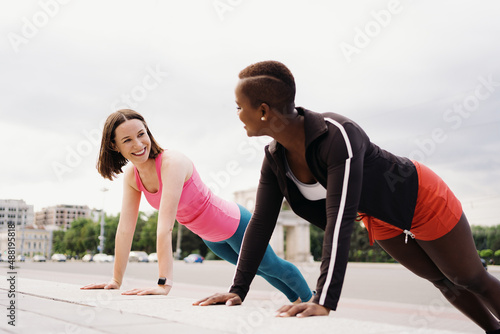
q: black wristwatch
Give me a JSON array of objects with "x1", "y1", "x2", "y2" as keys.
[{"x1": 157, "y1": 277, "x2": 173, "y2": 286}]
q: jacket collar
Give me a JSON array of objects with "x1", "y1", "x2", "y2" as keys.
[
  {"x1": 299, "y1": 107, "x2": 328, "y2": 149},
  {"x1": 268, "y1": 107, "x2": 328, "y2": 154}
]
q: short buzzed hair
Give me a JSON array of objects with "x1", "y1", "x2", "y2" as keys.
[{"x1": 238, "y1": 61, "x2": 296, "y2": 114}]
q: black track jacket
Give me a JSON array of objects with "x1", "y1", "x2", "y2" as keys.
[{"x1": 229, "y1": 107, "x2": 419, "y2": 311}]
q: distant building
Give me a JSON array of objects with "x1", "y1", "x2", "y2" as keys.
[
  {"x1": 233, "y1": 188, "x2": 257, "y2": 212},
  {"x1": 234, "y1": 188, "x2": 313, "y2": 262},
  {"x1": 0, "y1": 226, "x2": 52, "y2": 258},
  {"x1": 0, "y1": 199, "x2": 34, "y2": 231},
  {"x1": 35, "y1": 204, "x2": 91, "y2": 231}
]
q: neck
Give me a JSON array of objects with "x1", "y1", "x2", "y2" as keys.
[
  {"x1": 134, "y1": 157, "x2": 156, "y2": 175},
  {"x1": 271, "y1": 111, "x2": 305, "y2": 155}
]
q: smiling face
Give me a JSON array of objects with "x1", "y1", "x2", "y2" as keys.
[
  {"x1": 235, "y1": 80, "x2": 264, "y2": 137},
  {"x1": 113, "y1": 119, "x2": 152, "y2": 164}
]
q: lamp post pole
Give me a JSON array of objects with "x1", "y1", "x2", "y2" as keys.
[{"x1": 98, "y1": 187, "x2": 108, "y2": 254}]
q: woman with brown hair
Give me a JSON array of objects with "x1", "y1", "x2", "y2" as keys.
[{"x1": 81, "y1": 109, "x2": 313, "y2": 304}]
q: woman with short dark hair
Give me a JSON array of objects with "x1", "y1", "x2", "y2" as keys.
[{"x1": 195, "y1": 61, "x2": 500, "y2": 334}]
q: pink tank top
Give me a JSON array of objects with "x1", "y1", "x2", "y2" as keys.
[{"x1": 133, "y1": 152, "x2": 240, "y2": 242}]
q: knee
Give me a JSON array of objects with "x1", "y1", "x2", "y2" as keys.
[
  {"x1": 432, "y1": 270, "x2": 490, "y2": 296},
  {"x1": 257, "y1": 256, "x2": 282, "y2": 274},
  {"x1": 452, "y1": 271, "x2": 490, "y2": 294},
  {"x1": 430, "y1": 277, "x2": 464, "y2": 301},
  {"x1": 256, "y1": 261, "x2": 272, "y2": 275},
  {"x1": 257, "y1": 256, "x2": 294, "y2": 280}
]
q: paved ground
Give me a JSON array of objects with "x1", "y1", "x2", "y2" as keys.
[{"x1": 1, "y1": 262, "x2": 498, "y2": 333}]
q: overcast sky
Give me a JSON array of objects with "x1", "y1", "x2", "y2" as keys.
[{"x1": 1, "y1": 0, "x2": 499, "y2": 226}]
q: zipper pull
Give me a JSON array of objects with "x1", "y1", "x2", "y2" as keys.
[{"x1": 403, "y1": 230, "x2": 415, "y2": 244}]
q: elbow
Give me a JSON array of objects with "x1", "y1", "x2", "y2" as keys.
[
  {"x1": 116, "y1": 226, "x2": 135, "y2": 238},
  {"x1": 167, "y1": 223, "x2": 175, "y2": 234},
  {"x1": 157, "y1": 224, "x2": 174, "y2": 238}
]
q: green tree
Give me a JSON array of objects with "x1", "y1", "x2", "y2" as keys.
[
  {"x1": 97, "y1": 211, "x2": 205, "y2": 257},
  {"x1": 51, "y1": 230, "x2": 66, "y2": 254},
  {"x1": 171, "y1": 222, "x2": 207, "y2": 258},
  {"x1": 130, "y1": 211, "x2": 147, "y2": 251},
  {"x1": 347, "y1": 219, "x2": 392, "y2": 263},
  {"x1": 480, "y1": 249, "x2": 494, "y2": 259},
  {"x1": 486, "y1": 226, "x2": 500, "y2": 251},
  {"x1": 494, "y1": 249, "x2": 500, "y2": 264},
  {"x1": 50, "y1": 210, "x2": 229, "y2": 258},
  {"x1": 63, "y1": 218, "x2": 99, "y2": 257},
  {"x1": 310, "y1": 219, "x2": 392, "y2": 263},
  {"x1": 137, "y1": 211, "x2": 158, "y2": 254},
  {"x1": 310, "y1": 225, "x2": 324, "y2": 261},
  {"x1": 103, "y1": 214, "x2": 119, "y2": 254},
  {"x1": 471, "y1": 225, "x2": 488, "y2": 250},
  {"x1": 348, "y1": 220, "x2": 370, "y2": 261},
  {"x1": 471, "y1": 225, "x2": 500, "y2": 253}
]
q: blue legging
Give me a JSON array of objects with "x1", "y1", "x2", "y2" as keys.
[{"x1": 203, "y1": 204, "x2": 312, "y2": 302}]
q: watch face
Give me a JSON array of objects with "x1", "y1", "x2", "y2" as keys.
[{"x1": 158, "y1": 278, "x2": 166, "y2": 285}]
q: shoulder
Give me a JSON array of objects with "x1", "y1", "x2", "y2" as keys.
[
  {"x1": 302, "y1": 108, "x2": 362, "y2": 147},
  {"x1": 160, "y1": 149, "x2": 191, "y2": 166},
  {"x1": 322, "y1": 112, "x2": 356, "y2": 128},
  {"x1": 123, "y1": 163, "x2": 140, "y2": 191},
  {"x1": 316, "y1": 111, "x2": 368, "y2": 142},
  {"x1": 160, "y1": 150, "x2": 193, "y2": 181},
  {"x1": 310, "y1": 113, "x2": 370, "y2": 162}
]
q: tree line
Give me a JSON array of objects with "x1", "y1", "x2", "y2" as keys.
[
  {"x1": 52, "y1": 211, "x2": 500, "y2": 264},
  {"x1": 52, "y1": 212, "x2": 209, "y2": 260},
  {"x1": 313, "y1": 221, "x2": 500, "y2": 264}
]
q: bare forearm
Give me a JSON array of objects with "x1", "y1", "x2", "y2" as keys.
[
  {"x1": 112, "y1": 229, "x2": 134, "y2": 285},
  {"x1": 157, "y1": 229, "x2": 174, "y2": 281}
]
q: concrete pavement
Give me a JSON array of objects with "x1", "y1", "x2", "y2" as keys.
[{"x1": 0, "y1": 272, "x2": 487, "y2": 334}]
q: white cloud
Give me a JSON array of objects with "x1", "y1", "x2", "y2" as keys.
[{"x1": 1, "y1": 0, "x2": 500, "y2": 225}]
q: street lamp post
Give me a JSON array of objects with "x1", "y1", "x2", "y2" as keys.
[{"x1": 98, "y1": 187, "x2": 109, "y2": 254}]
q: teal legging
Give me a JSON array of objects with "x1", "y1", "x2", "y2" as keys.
[{"x1": 202, "y1": 204, "x2": 312, "y2": 302}]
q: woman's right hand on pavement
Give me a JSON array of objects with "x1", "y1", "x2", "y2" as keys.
[{"x1": 81, "y1": 279, "x2": 120, "y2": 290}]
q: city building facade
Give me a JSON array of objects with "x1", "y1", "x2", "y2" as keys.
[
  {"x1": 0, "y1": 199, "x2": 34, "y2": 230},
  {"x1": 0, "y1": 226, "x2": 52, "y2": 259},
  {"x1": 35, "y1": 204, "x2": 91, "y2": 231}
]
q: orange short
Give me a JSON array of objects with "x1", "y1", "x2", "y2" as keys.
[{"x1": 360, "y1": 160, "x2": 463, "y2": 244}]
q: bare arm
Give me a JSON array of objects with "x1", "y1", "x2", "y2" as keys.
[
  {"x1": 122, "y1": 150, "x2": 192, "y2": 295},
  {"x1": 82, "y1": 167, "x2": 141, "y2": 290},
  {"x1": 113, "y1": 169, "x2": 141, "y2": 286},
  {"x1": 158, "y1": 151, "x2": 191, "y2": 285}
]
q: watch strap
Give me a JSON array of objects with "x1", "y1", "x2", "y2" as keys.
[{"x1": 157, "y1": 277, "x2": 173, "y2": 286}]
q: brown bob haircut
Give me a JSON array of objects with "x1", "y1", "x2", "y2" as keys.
[
  {"x1": 238, "y1": 60, "x2": 296, "y2": 114},
  {"x1": 97, "y1": 109, "x2": 163, "y2": 180}
]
